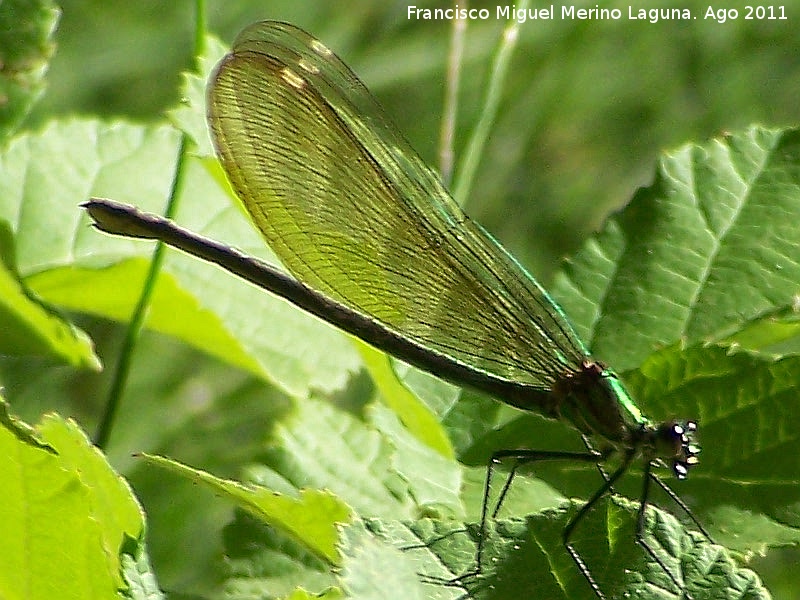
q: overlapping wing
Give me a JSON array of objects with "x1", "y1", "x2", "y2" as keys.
[{"x1": 207, "y1": 21, "x2": 588, "y2": 401}]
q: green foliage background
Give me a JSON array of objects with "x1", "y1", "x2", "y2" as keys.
[
  {"x1": 2, "y1": 1, "x2": 800, "y2": 599},
  {"x1": 37, "y1": 1, "x2": 800, "y2": 278}
]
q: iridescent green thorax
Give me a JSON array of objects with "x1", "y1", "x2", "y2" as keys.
[
  {"x1": 549, "y1": 360, "x2": 700, "y2": 477},
  {"x1": 552, "y1": 361, "x2": 646, "y2": 445}
]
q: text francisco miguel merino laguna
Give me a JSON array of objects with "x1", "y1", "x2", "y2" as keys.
[{"x1": 409, "y1": 5, "x2": 701, "y2": 24}]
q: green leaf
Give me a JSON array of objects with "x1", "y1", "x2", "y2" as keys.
[
  {"x1": 474, "y1": 325, "x2": 800, "y2": 568},
  {"x1": 221, "y1": 510, "x2": 337, "y2": 599},
  {"x1": 0, "y1": 249, "x2": 99, "y2": 367},
  {"x1": 338, "y1": 519, "x2": 445, "y2": 600},
  {"x1": 120, "y1": 545, "x2": 165, "y2": 600},
  {"x1": 356, "y1": 339, "x2": 455, "y2": 459},
  {"x1": 281, "y1": 588, "x2": 344, "y2": 600},
  {"x1": 0, "y1": 0, "x2": 59, "y2": 140},
  {"x1": 0, "y1": 391, "x2": 55, "y2": 452},
  {"x1": 37, "y1": 415, "x2": 145, "y2": 566},
  {"x1": 625, "y1": 344, "x2": 800, "y2": 553},
  {"x1": 368, "y1": 403, "x2": 462, "y2": 517},
  {"x1": 143, "y1": 394, "x2": 465, "y2": 595},
  {"x1": 142, "y1": 451, "x2": 352, "y2": 564},
  {"x1": 0, "y1": 118, "x2": 181, "y2": 368},
  {"x1": 708, "y1": 506, "x2": 800, "y2": 558},
  {"x1": 718, "y1": 304, "x2": 800, "y2": 357},
  {"x1": 251, "y1": 396, "x2": 417, "y2": 521},
  {"x1": 507, "y1": 127, "x2": 800, "y2": 574},
  {"x1": 553, "y1": 127, "x2": 800, "y2": 371},
  {"x1": 0, "y1": 399, "x2": 148, "y2": 599},
  {"x1": 390, "y1": 497, "x2": 769, "y2": 600},
  {"x1": 0, "y1": 114, "x2": 360, "y2": 394},
  {"x1": 168, "y1": 33, "x2": 228, "y2": 158},
  {"x1": 32, "y1": 258, "x2": 263, "y2": 375}
]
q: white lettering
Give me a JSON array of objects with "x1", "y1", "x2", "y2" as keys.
[
  {"x1": 705, "y1": 6, "x2": 738, "y2": 23},
  {"x1": 562, "y1": 5, "x2": 621, "y2": 20},
  {"x1": 498, "y1": 4, "x2": 554, "y2": 22},
  {"x1": 408, "y1": 5, "x2": 489, "y2": 20},
  {"x1": 630, "y1": 7, "x2": 693, "y2": 23}
]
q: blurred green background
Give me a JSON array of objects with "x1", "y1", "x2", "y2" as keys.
[
  {"x1": 13, "y1": 0, "x2": 800, "y2": 597},
  {"x1": 37, "y1": 0, "x2": 800, "y2": 280}
]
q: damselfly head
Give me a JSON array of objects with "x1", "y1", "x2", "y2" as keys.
[{"x1": 657, "y1": 420, "x2": 700, "y2": 480}]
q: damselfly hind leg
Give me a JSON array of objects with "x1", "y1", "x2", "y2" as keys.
[
  {"x1": 412, "y1": 448, "x2": 608, "y2": 596},
  {"x1": 413, "y1": 446, "x2": 708, "y2": 599},
  {"x1": 565, "y1": 458, "x2": 710, "y2": 600}
]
